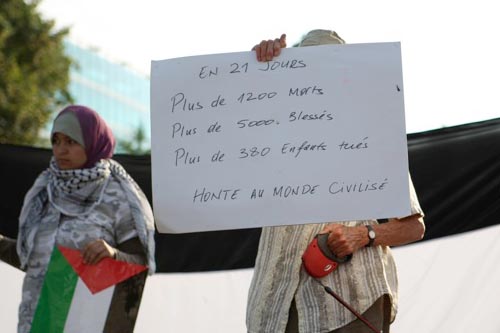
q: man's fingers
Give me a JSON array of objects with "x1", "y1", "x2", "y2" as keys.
[
  {"x1": 253, "y1": 34, "x2": 287, "y2": 62},
  {"x1": 272, "y1": 38, "x2": 283, "y2": 59},
  {"x1": 264, "y1": 39, "x2": 276, "y2": 61},
  {"x1": 252, "y1": 44, "x2": 261, "y2": 61},
  {"x1": 259, "y1": 40, "x2": 269, "y2": 62},
  {"x1": 279, "y1": 33, "x2": 287, "y2": 48}
]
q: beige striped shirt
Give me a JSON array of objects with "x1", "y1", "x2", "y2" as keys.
[{"x1": 247, "y1": 179, "x2": 424, "y2": 333}]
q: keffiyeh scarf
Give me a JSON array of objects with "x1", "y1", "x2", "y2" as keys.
[{"x1": 17, "y1": 158, "x2": 156, "y2": 273}]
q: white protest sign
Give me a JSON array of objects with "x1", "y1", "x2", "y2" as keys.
[{"x1": 151, "y1": 42, "x2": 410, "y2": 233}]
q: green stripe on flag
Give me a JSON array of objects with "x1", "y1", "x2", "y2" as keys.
[{"x1": 31, "y1": 246, "x2": 79, "y2": 333}]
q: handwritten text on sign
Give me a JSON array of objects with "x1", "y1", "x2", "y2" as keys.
[{"x1": 151, "y1": 42, "x2": 410, "y2": 233}]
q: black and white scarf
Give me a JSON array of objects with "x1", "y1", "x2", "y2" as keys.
[{"x1": 17, "y1": 158, "x2": 156, "y2": 273}]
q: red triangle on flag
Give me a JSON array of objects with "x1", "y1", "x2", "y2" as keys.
[{"x1": 58, "y1": 246, "x2": 148, "y2": 294}]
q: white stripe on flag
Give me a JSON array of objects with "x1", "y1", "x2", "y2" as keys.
[{"x1": 64, "y1": 278, "x2": 114, "y2": 333}]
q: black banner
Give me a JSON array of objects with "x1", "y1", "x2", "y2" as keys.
[{"x1": 1, "y1": 117, "x2": 499, "y2": 272}]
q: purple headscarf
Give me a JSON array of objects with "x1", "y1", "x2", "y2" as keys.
[{"x1": 54, "y1": 105, "x2": 116, "y2": 168}]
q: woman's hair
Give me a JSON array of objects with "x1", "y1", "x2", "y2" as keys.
[{"x1": 52, "y1": 105, "x2": 116, "y2": 168}]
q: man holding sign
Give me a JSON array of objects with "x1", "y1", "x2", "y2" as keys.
[{"x1": 246, "y1": 30, "x2": 425, "y2": 333}]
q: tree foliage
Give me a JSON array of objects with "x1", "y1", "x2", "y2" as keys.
[
  {"x1": 0, "y1": 0, "x2": 72, "y2": 145},
  {"x1": 118, "y1": 125, "x2": 150, "y2": 155}
]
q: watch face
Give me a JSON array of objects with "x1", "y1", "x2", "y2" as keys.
[{"x1": 368, "y1": 230, "x2": 376, "y2": 239}]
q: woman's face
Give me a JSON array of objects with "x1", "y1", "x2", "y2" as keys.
[{"x1": 52, "y1": 132, "x2": 87, "y2": 170}]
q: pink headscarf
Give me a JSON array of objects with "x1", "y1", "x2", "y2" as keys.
[{"x1": 54, "y1": 105, "x2": 116, "y2": 168}]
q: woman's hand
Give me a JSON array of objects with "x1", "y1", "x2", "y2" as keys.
[
  {"x1": 252, "y1": 34, "x2": 287, "y2": 62},
  {"x1": 82, "y1": 239, "x2": 117, "y2": 265}
]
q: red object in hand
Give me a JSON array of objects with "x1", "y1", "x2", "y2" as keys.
[{"x1": 302, "y1": 233, "x2": 352, "y2": 278}]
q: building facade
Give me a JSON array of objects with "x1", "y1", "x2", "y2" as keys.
[{"x1": 62, "y1": 41, "x2": 151, "y2": 153}]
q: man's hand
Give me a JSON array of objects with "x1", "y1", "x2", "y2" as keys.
[
  {"x1": 252, "y1": 34, "x2": 287, "y2": 62},
  {"x1": 82, "y1": 239, "x2": 117, "y2": 265},
  {"x1": 319, "y1": 213, "x2": 425, "y2": 258},
  {"x1": 320, "y1": 224, "x2": 368, "y2": 258}
]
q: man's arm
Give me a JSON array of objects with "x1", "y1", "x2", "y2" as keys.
[{"x1": 322, "y1": 214, "x2": 425, "y2": 258}]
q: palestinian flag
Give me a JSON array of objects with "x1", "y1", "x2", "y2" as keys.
[{"x1": 31, "y1": 246, "x2": 148, "y2": 333}]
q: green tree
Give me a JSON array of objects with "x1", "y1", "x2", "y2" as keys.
[
  {"x1": 0, "y1": 0, "x2": 72, "y2": 145},
  {"x1": 119, "y1": 124, "x2": 150, "y2": 155}
]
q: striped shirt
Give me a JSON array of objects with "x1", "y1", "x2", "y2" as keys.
[{"x1": 247, "y1": 179, "x2": 424, "y2": 333}]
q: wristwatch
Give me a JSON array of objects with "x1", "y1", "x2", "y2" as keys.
[{"x1": 365, "y1": 225, "x2": 376, "y2": 247}]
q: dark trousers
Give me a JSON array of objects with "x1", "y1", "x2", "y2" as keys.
[{"x1": 285, "y1": 294, "x2": 391, "y2": 333}]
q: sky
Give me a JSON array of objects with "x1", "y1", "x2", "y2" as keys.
[{"x1": 37, "y1": 0, "x2": 499, "y2": 134}]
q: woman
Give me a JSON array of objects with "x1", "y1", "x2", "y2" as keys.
[{"x1": 1, "y1": 105, "x2": 155, "y2": 332}]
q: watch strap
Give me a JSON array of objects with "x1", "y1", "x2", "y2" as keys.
[{"x1": 365, "y1": 225, "x2": 376, "y2": 247}]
